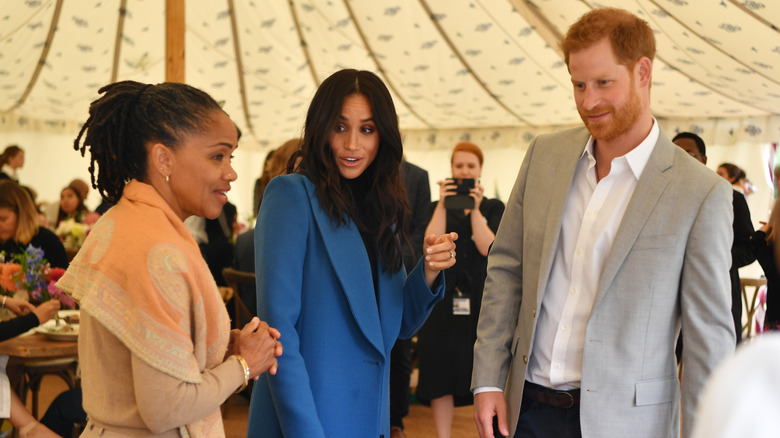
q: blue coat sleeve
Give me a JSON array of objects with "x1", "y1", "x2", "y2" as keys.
[
  {"x1": 398, "y1": 258, "x2": 446, "y2": 340},
  {"x1": 254, "y1": 176, "x2": 327, "y2": 438}
]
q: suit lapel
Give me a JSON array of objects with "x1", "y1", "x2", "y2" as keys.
[
  {"x1": 535, "y1": 129, "x2": 591, "y2": 305},
  {"x1": 303, "y1": 180, "x2": 385, "y2": 355},
  {"x1": 593, "y1": 133, "x2": 674, "y2": 307}
]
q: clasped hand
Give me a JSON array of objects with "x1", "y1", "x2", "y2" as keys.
[{"x1": 228, "y1": 317, "x2": 283, "y2": 379}]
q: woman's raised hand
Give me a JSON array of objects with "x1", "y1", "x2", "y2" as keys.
[
  {"x1": 31, "y1": 299, "x2": 60, "y2": 324},
  {"x1": 435, "y1": 179, "x2": 457, "y2": 205},
  {"x1": 4, "y1": 296, "x2": 36, "y2": 317},
  {"x1": 470, "y1": 182, "x2": 485, "y2": 210},
  {"x1": 422, "y1": 232, "x2": 458, "y2": 287},
  {"x1": 231, "y1": 317, "x2": 283, "y2": 379}
]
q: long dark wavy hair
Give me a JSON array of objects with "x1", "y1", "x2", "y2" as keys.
[
  {"x1": 296, "y1": 69, "x2": 410, "y2": 273},
  {"x1": 73, "y1": 81, "x2": 224, "y2": 203}
]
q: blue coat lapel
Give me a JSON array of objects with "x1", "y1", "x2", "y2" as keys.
[{"x1": 302, "y1": 181, "x2": 386, "y2": 355}]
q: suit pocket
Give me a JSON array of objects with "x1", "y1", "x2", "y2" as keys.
[
  {"x1": 635, "y1": 376, "x2": 678, "y2": 406},
  {"x1": 632, "y1": 234, "x2": 677, "y2": 250}
]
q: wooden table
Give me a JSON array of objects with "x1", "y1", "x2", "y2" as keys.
[
  {"x1": 0, "y1": 332, "x2": 79, "y2": 427},
  {"x1": 0, "y1": 332, "x2": 77, "y2": 359}
]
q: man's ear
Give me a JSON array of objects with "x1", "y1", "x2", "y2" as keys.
[{"x1": 636, "y1": 56, "x2": 652, "y2": 88}]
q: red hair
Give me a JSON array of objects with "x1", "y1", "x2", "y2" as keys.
[
  {"x1": 451, "y1": 141, "x2": 483, "y2": 166},
  {"x1": 560, "y1": 8, "x2": 655, "y2": 69}
]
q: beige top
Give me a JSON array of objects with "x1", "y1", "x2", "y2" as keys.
[
  {"x1": 79, "y1": 312, "x2": 244, "y2": 436},
  {"x1": 58, "y1": 181, "x2": 241, "y2": 436}
]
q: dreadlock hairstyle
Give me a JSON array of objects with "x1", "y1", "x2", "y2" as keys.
[
  {"x1": 73, "y1": 81, "x2": 225, "y2": 203},
  {"x1": 296, "y1": 69, "x2": 410, "y2": 273}
]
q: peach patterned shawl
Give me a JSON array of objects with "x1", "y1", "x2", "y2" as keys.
[{"x1": 57, "y1": 179, "x2": 230, "y2": 437}]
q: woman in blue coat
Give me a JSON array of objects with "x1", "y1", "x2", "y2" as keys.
[{"x1": 247, "y1": 69, "x2": 458, "y2": 438}]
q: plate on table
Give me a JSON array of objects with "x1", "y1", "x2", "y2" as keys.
[{"x1": 40, "y1": 323, "x2": 79, "y2": 341}]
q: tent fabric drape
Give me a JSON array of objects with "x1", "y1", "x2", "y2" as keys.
[{"x1": 2, "y1": 0, "x2": 780, "y2": 150}]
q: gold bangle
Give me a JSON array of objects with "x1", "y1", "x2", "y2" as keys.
[{"x1": 232, "y1": 355, "x2": 250, "y2": 393}]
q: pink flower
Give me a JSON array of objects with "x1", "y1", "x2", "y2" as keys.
[{"x1": 48, "y1": 282, "x2": 75, "y2": 309}]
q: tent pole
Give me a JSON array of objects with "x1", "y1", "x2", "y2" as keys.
[{"x1": 166, "y1": 0, "x2": 185, "y2": 83}]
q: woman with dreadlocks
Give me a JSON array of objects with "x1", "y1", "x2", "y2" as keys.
[{"x1": 57, "y1": 81, "x2": 282, "y2": 437}]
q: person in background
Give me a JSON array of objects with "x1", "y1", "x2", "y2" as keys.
[
  {"x1": 472, "y1": 9, "x2": 734, "y2": 438},
  {"x1": 247, "y1": 68, "x2": 457, "y2": 437},
  {"x1": 58, "y1": 80, "x2": 282, "y2": 437},
  {"x1": 233, "y1": 138, "x2": 301, "y2": 320},
  {"x1": 717, "y1": 162, "x2": 754, "y2": 197},
  {"x1": 252, "y1": 138, "x2": 301, "y2": 216},
  {"x1": 416, "y1": 142, "x2": 504, "y2": 438},
  {"x1": 751, "y1": 216, "x2": 779, "y2": 330},
  {"x1": 0, "y1": 295, "x2": 60, "y2": 437},
  {"x1": 252, "y1": 149, "x2": 274, "y2": 218},
  {"x1": 0, "y1": 180, "x2": 69, "y2": 269},
  {"x1": 0, "y1": 145, "x2": 24, "y2": 182},
  {"x1": 200, "y1": 200, "x2": 237, "y2": 286},
  {"x1": 389, "y1": 158, "x2": 431, "y2": 438},
  {"x1": 674, "y1": 133, "x2": 755, "y2": 343},
  {"x1": 55, "y1": 181, "x2": 91, "y2": 228},
  {"x1": 750, "y1": 167, "x2": 780, "y2": 332}
]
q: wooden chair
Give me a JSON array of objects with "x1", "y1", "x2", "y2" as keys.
[
  {"x1": 221, "y1": 268, "x2": 255, "y2": 330},
  {"x1": 741, "y1": 277, "x2": 768, "y2": 338},
  {"x1": 220, "y1": 268, "x2": 257, "y2": 414},
  {"x1": 18, "y1": 358, "x2": 79, "y2": 419}
]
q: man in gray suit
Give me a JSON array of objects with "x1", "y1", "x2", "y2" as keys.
[{"x1": 472, "y1": 8, "x2": 735, "y2": 438}]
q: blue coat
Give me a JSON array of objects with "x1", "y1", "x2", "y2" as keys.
[{"x1": 247, "y1": 174, "x2": 445, "y2": 438}]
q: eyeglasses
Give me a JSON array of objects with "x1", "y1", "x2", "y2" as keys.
[{"x1": 687, "y1": 151, "x2": 703, "y2": 158}]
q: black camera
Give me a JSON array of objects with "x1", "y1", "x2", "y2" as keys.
[{"x1": 444, "y1": 178, "x2": 475, "y2": 210}]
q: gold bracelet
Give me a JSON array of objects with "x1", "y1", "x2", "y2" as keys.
[
  {"x1": 1, "y1": 296, "x2": 6, "y2": 309},
  {"x1": 232, "y1": 355, "x2": 250, "y2": 393}
]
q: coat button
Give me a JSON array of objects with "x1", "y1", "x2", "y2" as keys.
[
  {"x1": 523, "y1": 355, "x2": 528, "y2": 364},
  {"x1": 533, "y1": 307, "x2": 536, "y2": 317}
]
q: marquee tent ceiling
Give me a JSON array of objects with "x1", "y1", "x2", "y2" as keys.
[{"x1": 2, "y1": 0, "x2": 780, "y2": 150}]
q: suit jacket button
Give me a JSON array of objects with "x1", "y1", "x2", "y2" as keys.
[
  {"x1": 523, "y1": 355, "x2": 528, "y2": 364},
  {"x1": 533, "y1": 308, "x2": 536, "y2": 317}
]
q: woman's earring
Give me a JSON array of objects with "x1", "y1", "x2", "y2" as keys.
[{"x1": 164, "y1": 175, "x2": 170, "y2": 183}]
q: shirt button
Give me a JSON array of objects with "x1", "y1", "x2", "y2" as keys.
[
  {"x1": 561, "y1": 325, "x2": 568, "y2": 331},
  {"x1": 570, "y1": 287, "x2": 576, "y2": 294},
  {"x1": 576, "y1": 248, "x2": 583, "y2": 255},
  {"x1": 553, "y1": 363, "x2": 560, "y2": 370}
]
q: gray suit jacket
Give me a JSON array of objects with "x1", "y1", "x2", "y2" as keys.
[{"x1": 472, "y1": 126, "x2": 735, "y2": 438}]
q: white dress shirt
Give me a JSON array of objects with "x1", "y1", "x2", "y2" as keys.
[{"x1": 525, "y1": 121, "x2": 659, "y2": 390}]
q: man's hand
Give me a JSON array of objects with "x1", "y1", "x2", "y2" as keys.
[{"x1": 474, "y1": 391, "x2": 509, "y2": 438}]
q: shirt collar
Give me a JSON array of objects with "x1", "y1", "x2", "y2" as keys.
[
  {"x1": 580, "y1": 118, "x2": 659, "y2": 179},
  {"x1": 1, "y1": 164, "x2": 16, "y2": 179}
]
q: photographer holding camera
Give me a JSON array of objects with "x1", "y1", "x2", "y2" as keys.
[{"x1": 416, "y1": 141, "x2": 505, "y2": 438}]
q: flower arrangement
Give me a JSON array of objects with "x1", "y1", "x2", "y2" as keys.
[
  {"x1": 55, "y1": 218, "x2": 88, "y2": 249},
  {"x1": 0, "y1": 245, "x2": 75, "y2": 308}
]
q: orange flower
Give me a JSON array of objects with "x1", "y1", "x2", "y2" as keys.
[{"x1": 0, "y1": 263, "x2": 21, "y2": 292}]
